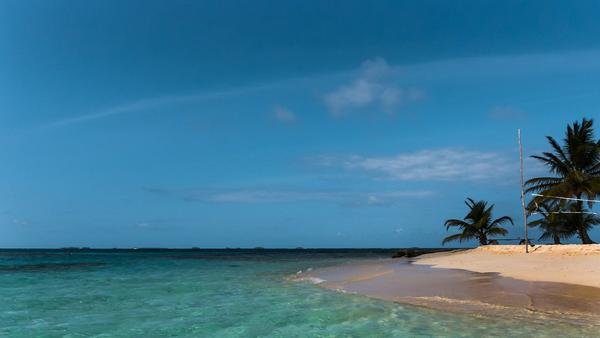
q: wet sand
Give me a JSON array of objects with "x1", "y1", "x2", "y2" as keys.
[{"x1": 301, "y1": 258, "x2": 600, "y2": 322}]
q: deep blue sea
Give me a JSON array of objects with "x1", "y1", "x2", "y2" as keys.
[{"x1": 0, "y1": 249, "x2": 598, "y2": 337}]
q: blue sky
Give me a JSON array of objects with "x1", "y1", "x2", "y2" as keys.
[{"x1": 2, "y1": 0, "x2": 600, "y2": 248}]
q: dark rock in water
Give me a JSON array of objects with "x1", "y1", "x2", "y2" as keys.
[{"x1": 392, "y1": 248, "x2": 457, "y2": 258}]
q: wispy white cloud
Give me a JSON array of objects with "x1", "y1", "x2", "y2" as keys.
[
  {"x1": 12, "y1": 218, "x2": 29, "y2": 226},
  {"x1": 324, "y1": 57, "x2": 423, "y2": 116},
  {"x1": 489, "y1": 106, "x2": 527, "y2": 120},
  {"x1": 38, "y1": 51, "x2": 600, "y2": 129},
  {"x1": 42, "y1": 83, "x2": 278, "y2": 129},
  {"x1": 359, "y1": 191, "x2": 433, "y2": 206},
  {"x1": 145, "y1": 187, "x2": 433, "y2": 206},
  {"x1": 272, "y1": 105, "x2": 297, "y2": 123},
  {"x1": 316, "y1": 148, "x2": 516, "y2": 181},
  {"x1": 208, "y1": 190, "x2": 333, "y2": 203},
  {"x1": 136, "y1": 222, "x2": 151, "y2": 228}
]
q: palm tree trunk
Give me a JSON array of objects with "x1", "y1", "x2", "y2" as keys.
[
  {"x1": 479, "y1": 234, "x2": 488, "y2": 246},
  {"x1": 578, "y1": 228, "x2": 595, "y2": 244},
  {"x1": 553, "y1": 235, "x2": 561, "y2": 245},
  {"x1": 575, "y1": 197, "x2": 595, "y2": 244}
]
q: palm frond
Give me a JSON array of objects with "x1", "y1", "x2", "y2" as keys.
[
  {"x1": 442, "y1": 233, "x2": 472, "y2": 245},
  {"x1": 491, "y1": 216, "x2": 514, "y2": 227}
]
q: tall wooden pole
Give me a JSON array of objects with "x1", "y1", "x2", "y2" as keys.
[{"x1": 518, "y1": 129, "x2": 529, "y2": 253}]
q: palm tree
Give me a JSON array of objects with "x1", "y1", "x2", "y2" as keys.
[
  {"x1": 527, "y1": 202, "x2": 575, "y2": 244},
  {"x1": 526, "y1": 118, "x2": 600, "y2": 244},
  {"x1": 562, "y1": 205, "x2": 600, "y2": 242},
  {"x1": 443, "y1": 198, "x2": 513, "y2": 246}
]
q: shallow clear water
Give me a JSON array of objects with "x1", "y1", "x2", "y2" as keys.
[{"x1": 0, "y1": 249, "x2": 598, "y2": 337}]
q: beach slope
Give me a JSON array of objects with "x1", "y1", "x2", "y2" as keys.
[{"x1": 414, "y1": 244, "x2": 600, "y2": 288}]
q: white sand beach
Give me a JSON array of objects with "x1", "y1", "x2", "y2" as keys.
[
  {"x1": 302, "y1": 245, "x2": 600, "y2": 321},
  {"x1": 414, "y1": 244, "x2": 600, "y2": 288}
]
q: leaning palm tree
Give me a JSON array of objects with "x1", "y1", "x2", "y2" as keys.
[
  {"x1": 527, "y1": 202, "x2": 575, "y2": 244},
  {"x1": 526, "y1": 118, "x2": 600, "y2": 244},
  {"x1": 443, "y1": 198, "x2": 513, "y2": 246}
]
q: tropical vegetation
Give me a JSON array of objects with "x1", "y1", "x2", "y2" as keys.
[
  {"x1": 443, "y1": 198, "x2": 513, "y2": 245},
  {"x1": 527, "y1": 202, "x2": 574, "y2": 244},
  {"x1": 526, "y1": 118, "x2": 600, "y2": 244}
]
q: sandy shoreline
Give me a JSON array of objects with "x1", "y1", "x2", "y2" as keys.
[
  {"x1": 302, "y1": 245, "x2": 600, "y2": 320},
  {"x1": 414, "y1": 244, "x2": 600, "y2": 288}
]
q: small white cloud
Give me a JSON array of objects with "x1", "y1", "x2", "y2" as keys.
[
  {"x1": 367, "y1": 195, "x2": 380, "y2": 204},
  {"x1": 324, "y1": 57, "x2": 422, "y2": 116},
  {"x1": 362, "y1": 191, "x2": 433, "y2": 206},
  {"x1": 136, "y1": 222, "x2": 150, "y2": 228},
  {"x1": 489, "y1": 106, "x2": 526, "y2": 120},
  {"x1": 318, "y1": 148, "x2": 515, "y2": 181},
  {"x1": 380, "y1": 87, "x2": 403, "y2": 111},
  {"x1": 273, "y1": 105, "x2": 297, "y2": 123},
  {"x1": 325, "y1": 80, "x2": 379, "y2": 115},
  {"x1": 359, "y1": 57, "x2": 393, "y2": 79},
  {"x1": 12, "y1": 219, "x2": 29, "y2": 225}
]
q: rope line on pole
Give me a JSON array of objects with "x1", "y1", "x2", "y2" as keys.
[
  {"x1": 530, "y1": 211, "x2": 598, "y2": 215},
  {"x1": 531, "y1": 193, "x2": 600, "y2": 204},
  {"x1": 530, "y1": 193, "x2": 599, "y2": 215}
]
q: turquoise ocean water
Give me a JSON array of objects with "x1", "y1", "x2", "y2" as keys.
[{"x1": 1, "y1": 249, "x2": 598, "y2": 337}]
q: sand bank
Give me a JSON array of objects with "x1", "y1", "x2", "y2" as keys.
[
  {"x1": 300, "y1": 246, "x2": 600, "y2": 320},
  {"x1": 415, "y1": 244, "x2": 600, "y2": 288}
]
